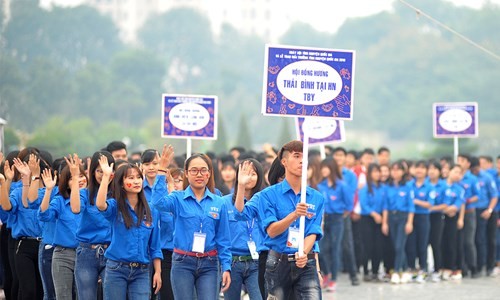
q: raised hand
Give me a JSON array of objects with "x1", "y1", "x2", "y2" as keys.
[
  {"x1": 98, "y1": 155, "x2": 114, "y2": 177},
  {"x1": 158, "y1": 145, "x2": 174, "y2": 169},
  {"x1": 41, "y1": 168, "x2": 57, "y2": 190},
  {"x1": 28, "y1": 154, "x2": 40, "y2": 176},
  {"x1": 64, "y1": 154, "x2": 82, "y2": 177},
  {"x1": 3, "y1": 161, "x2": 15, "y2": 181},
  {"x1": 13, "y1": 158, "x2": 30, "y2": 178},
  {"x1": 238, "y1": 160, "x2": 254, "y2": 187}
]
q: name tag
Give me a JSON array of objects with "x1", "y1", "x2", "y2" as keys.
[
  {"x1": 192, "y1": 232, "x2": 206, "y2": 253},
  {"x1": 286, "y1": 227, "x2": 300, "y2": 249},
  {"x1": 247, "y1": 241, "x2": 259, "y2": 260}
]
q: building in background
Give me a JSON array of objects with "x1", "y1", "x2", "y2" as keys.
[{"x1": 82, "y1": 0, "x2": 291, "y2": 43}]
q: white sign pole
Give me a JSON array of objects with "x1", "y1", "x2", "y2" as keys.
[
  {"x1": 319, "y1": 145, "x2": 326, "y2": 160},
  {"x1": 453, "y1": 136, "x2": 459, "y2": 163},
  {"x1": 298, "y1": 118, "x2": 310, "y2": 257},
  {"x1": 186, "y1": 138, "x2": 192, "y2": 158}
]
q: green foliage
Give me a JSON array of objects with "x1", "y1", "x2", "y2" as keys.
[
  {"x1": 4, "y1": 127, "x2": 20, "y2": 151},
  {"x1": 1, "y1": 0, "x2": 499, "y2": 158}
]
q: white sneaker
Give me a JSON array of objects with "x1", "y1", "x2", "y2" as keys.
[
  {"x1": 442, "y1": 270, "x2": 451, "y2": 281},
  {"x1": 391, "y1": 273, "x2": 400, "y2": 284},
  {"x1": 450, "y1": 272, "x2": 462, "y2": 280},
  {"x1": 415, "y1": 272, "x2": 426, "y2": 284},
  {"x1": 400, "y1": 272, "x2": 412, "y2": 284},
  {"x1": 431, "y1": 272, "x2": 441, "y2": 282}
]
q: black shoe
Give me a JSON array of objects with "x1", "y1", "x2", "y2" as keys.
[
  {"x1": 351, "y1": 277, "x2": 360, "y2": 286},
  {"x1": 486, "y1": 269, "x2": 493, "y2": 277},
  {"x1": 363, "y1": 274, "x2": 372, "y2": 282},
  {"x1": 471, "y1": 271, "x2": 481, "y2": 279}
]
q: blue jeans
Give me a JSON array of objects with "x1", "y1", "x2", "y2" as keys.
[
  {"x1": 104, "y1": 259, "x2": 150, "y2": 300},
  {"x1": 224, "y1": 259, "x2": 261, "y2": 300},
  {"x1": 319, "y1": 213, "x2": 344, "y2": 280},
  {"x1": 265, "y1": 254, "x2": 320, "y2": 299},
  {"x1": 51, "y1": 247, "x2": 77, "y2": 300},
  {"x1": 406, "y1": 214, "x2": 430, "y2": 271},
  {"x1": 388, "y1": 211, "x2": 409, "y2": 273},
  {"x1": 39, "y1": 243, "x2": 56, "y2": 300},
  {"x1": 170, "y1": 253, "x2": 219, "y2": 300},
  {"x1": 75, "y1": 243, "x2": 108, "y2": 300}
]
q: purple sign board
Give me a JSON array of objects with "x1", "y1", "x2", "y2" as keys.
[
  {"x1": 433, "y1": 102, "x2": 478, "y2": 138},
  {"x1": 262, "y1": 44, "x2": 355, "y2": 120},
  {"x1": 162, "y1": 94, "x2": 217, "y2": 140},
  {"x1": 296, "y1": 117, "x2": 345, "y2": 146}
]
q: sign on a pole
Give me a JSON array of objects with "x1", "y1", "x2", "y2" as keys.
[
  {"x1": 162, "y1": 94, "x2": 218, "y2": 140},
  {"x1": 296, "y1": 117, "x2": 345, "y2": 145},
  {"x1": 433, "y1": 102, "x2": 478, "y2": 138},
  {"x1": 262, "y1": 44, "x2": 355, "y2": 120}
]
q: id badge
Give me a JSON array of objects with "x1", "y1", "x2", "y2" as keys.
[
  {"x1": 286, "y1": 227, "x2": 300, "y2": 249},
  {"x1": 247, "y1": 240, "x2": 259, "y2": 260},
  {"x1": 192, "y1": 232, "x2": 206, "y2": 253}
]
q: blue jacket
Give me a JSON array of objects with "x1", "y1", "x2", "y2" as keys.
[
  {"x1": 359, "y1": 183, "x2": 386, "y2": 215},
  {"x1": 258, "y1": 179, "x2": 324, "y2": 254},
  {"x1": 317, "y1": 179, "x2": 353, "y2": 214},
  {"x1": 410, "y1": 179, "x2": 434, "y2": 214},
  {"x1": 101, "y1": 198, "x2": 162, "y2": 264},
  {"x1": 460, "y1": 171, "x2": 480, "y2": 209},
  {"x1": 383, "y1": 182, "x2": 415, "y2": 213},
  {"x1": 38, "y1": 194, "x2": 81, "y2": 248},
  {"x1": 76, "y1": 188, "x2": 112, "y2": 244},
  {"x1": 152, "y1": 175, "x2": 232, "y2": 272},
  {"x1": 475, "y1": 170, "x2": 498, "y2": 209},
  {"x1": 222, "y1": 194, "x2": 262, "y2": 256},
  {"x1": 28, "y1": 187, "x2": 59, "y2": 245},
  {"x1": 234, "y1": 191, "x2": 269, "y2": 253},
  {"x1": 9, "y1": 186, "x2": 42, "y2": 239}
]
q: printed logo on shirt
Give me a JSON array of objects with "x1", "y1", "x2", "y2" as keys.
[
  {"x1": 429, "y1": 191, "x2": 437, "y2": 199},
  {"x1": 306, "y1": 212, "x2": 316, "y2": 219},
  {"x1": 330, "y1": 195, "x2": 337, "y2": 201},
  {"x1": 399, "y1": 192, "x2": 406, "y2": 197},
  {"x1": 462, "y1": 183, "x2": 470, "y2": 189},
  {"x1": 307, "y1": 203, "x2": 316, "y2": 211},
  {"x1": 209, "y1": 212, "x2": 219, "y2": 219},
  {"x1": 418, "y1": 192, "x2": 426, "y2": 198}
]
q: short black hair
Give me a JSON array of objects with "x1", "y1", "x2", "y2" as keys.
[
  {"x1": 469, "y1": 156, "x2": 479, "y2": 169},
  {"x1": 333, "y1": 147, "x2": 347, "y2": 155},
  {"x1": 457, "y1": 153, "x2": 471, "y2": 163},
  {"x1": 479, "y1": 155, "x2": 493, "y2": 163},
  {"x1": 347, "y1": 150, "x2": 359, "y2": 159},
  {"x1": 361, "y1": 148, "x2": 375, "y2": 156},
  {"x1": 377, "y1": 146, "x2": 390, "y2": 155},
  {"x1": 106, "y1": 141, "x2": 127, "y2": 153}
]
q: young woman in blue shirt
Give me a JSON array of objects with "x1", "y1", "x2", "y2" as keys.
[
  {"x1": 39, "y1": 157, "x2": 88, "y2": 300},
  {"x1": 222, "y1": 158, "x2": 264, "y2": 300},
  {"x1": 381, "y1": 161, "x2": 415, "y2": 284},
  {"x1": 72, "y1": 151, "x2": 115, "y2": 300},
  {"x1": 96, "y1": 155, "x2": 162, "y2": 300},
  {"x1": 317, "y1": 158, "x2": 352, "y2": 291},
  {"x1": 406, "y1": 160, "x2": 434, "y2": 282},
  {"x1": 152, "y1": 146, "x2": 232, "y2": 300},
  {"x1": 359, "y1": 163, "x2": 385, "y2": 281}
]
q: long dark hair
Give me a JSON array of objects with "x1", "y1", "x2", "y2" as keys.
[
  {"x1": 58, "y1": 165, "x2": 87, "y2": 199},
  {"x1": 232, "y1": 158, "x2": 264, "y2": 203},
  {"x1": 366, "y1": 163, "x2": 381, "y2": 195},
  {"x1": 183, "y1": 153, "x2": 215, "y2": 193},
  {"x1": 88, "y1": 151, "x2": 115, "y2": 205},
  {"x1": 321, "y1": 158, "x2": 342, "y2": 189},
  {"x1": 112, "y1": 164, "x2": 151, "y2": 229},
  {"x1": 268, "y1": 156, "x2": 285, "y2": 185}
]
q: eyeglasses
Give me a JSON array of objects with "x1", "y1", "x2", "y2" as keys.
[
  {"x1": 173, "y1": 179, "x2": 183, "y2": 184},
  {"x1": 187, "y1": 168, "x2": 209, "y2": 176}
]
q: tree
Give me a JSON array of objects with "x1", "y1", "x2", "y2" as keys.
[{"x1": 236, "y1": 113, "x2": 252, "y2": 150}]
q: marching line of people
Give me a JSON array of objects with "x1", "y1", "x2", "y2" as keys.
[{"x1": 0, "y1": 141, "x2": 498, "y2": 300}]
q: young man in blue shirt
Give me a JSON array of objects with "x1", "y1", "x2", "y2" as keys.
[{"x1": 259, "y1": 140, "x2": 324, "y2": 299}]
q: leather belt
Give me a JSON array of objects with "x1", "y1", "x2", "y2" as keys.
[
  {"x1": 269, "y1": 250, "x2": 315, "y2": 262},
  {"x1": 174, "y1": 248, "x2": 218, "y2": 258}
]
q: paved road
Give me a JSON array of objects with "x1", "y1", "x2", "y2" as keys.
[{"x1": 322, "y1": 274, "x2": 500, "y2": 300}]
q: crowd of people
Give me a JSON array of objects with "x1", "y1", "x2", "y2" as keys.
[{"x1": 0, "y1": 140, "x2": 498, "y2": 300}]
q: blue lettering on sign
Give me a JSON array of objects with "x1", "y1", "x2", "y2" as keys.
[
  {"x1": 304, "y1": 93, "x2": 315, "y2": 101},
  {"x1": 301, "y1": 81, "x2": 314, "y2": 89},
  {"x1": 283, "y1": 80, "x2": 297, "y2": 88}
]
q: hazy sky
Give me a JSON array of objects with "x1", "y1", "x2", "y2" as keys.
[{"x1": 40, "y1": 0, "x2": 499, "y2": 33}]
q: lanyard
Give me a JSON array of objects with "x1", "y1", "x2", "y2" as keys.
[{"x1": 246, "y1": 219, "x2": 255, "y2": 239}]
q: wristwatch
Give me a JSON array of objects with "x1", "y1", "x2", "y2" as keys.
[{"x1": 31, "y1": 176, "x2": 40, "y2": 181}]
